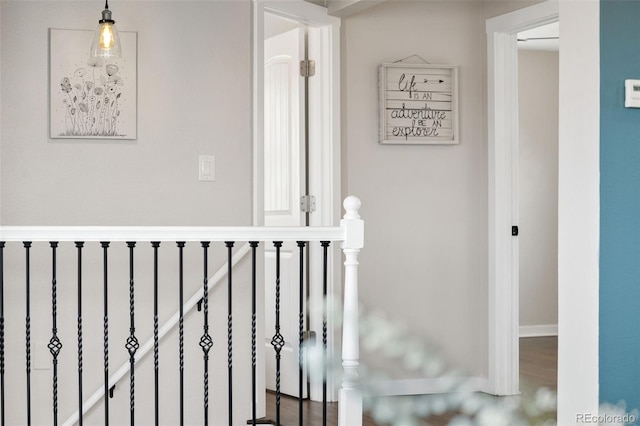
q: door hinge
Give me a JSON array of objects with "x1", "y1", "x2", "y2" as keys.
[
  {"x1": 300, "y1": 195, "x2": 316, "y2": 213},
  {"x1": 300, "y1": 59, "x2": 316, "y2": 77}
]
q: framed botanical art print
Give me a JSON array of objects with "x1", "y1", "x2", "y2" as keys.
[{"x1": 49, "y1": 28, "x2": 137, "y2": 140}]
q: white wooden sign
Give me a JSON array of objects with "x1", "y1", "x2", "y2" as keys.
[{"x1": 379, "y1": 63, "x2": 459, "y2": 145}]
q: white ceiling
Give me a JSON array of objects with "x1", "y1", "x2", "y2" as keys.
[{"x1": 518, "y1": 21, "x2": 559, "y2": 51}]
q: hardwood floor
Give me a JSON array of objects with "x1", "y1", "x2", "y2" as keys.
[{"x1": 265, "y1": 336, "x2": 557, "y2": 425}]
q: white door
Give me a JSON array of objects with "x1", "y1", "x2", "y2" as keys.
[{"x1": 264, "y1": 26, "x2": 307, "y2": 398}]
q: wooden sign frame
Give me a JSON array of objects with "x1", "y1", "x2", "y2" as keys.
[{"x1": 379, "y1": 63, "x2": 459, "y2": 145}]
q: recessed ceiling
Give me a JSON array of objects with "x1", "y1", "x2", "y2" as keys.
[{"x1": 518, "y1": 22, "x2": 559, "y2": 52}]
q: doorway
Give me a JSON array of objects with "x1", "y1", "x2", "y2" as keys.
[
  {"x1": 263, "y1": 14, "x2": 308, "y2": 398},
  {"x1": 253, "y1": 0, "x2": 341, "y2": 403},
  {"x1": 516, "y1": 21, "x2": 559, "y2": 395},
  {"x1": 485, "y1": 1, "x2": 559, "y2": 397}
]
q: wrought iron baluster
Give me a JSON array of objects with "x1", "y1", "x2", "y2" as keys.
[
  {"x1": 125, "y1": 242, "x2": 139, "y2": 426},
  {"x1": 297, "y1": 241, "x2": 307, "y2": 426},
  {"x1": 151, "y1": 241, "x2": 160, "y2": 426},
  {"x1": 199, "y1": 242, "x2": 213, "y2": 426},
  {"x1": 75, "y1": 241, "x2": 84, "y2": 426},
  {"x1": 0, "y1": 241, "x2": 4, "y2": 426},
  {"x1": 24, "y1": 242, "x2": 32, "y2": 426},
  {"x1": 321, "y1": 241, "x2": 331, "y2": 426},
  {"x1": 100, "y1": 242, "x2": 110, "y2": 426},
  {"x1": 177, "y1": 242, "x2": 185, "y2": 426},
  {"x1": 250, "y1": 241, "x2": 259, "y2": 426},
  {"x1": 271, "y1": 242, "x2": 285, "y2": 426},
  {"x1": 49, "y1": 242, "x2": 63, "y2": 426},
  {"x1": 225, "y1": 241, "x2": 234, "y2": 426}
]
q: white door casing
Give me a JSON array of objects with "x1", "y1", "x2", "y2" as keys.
[{"x1": 485, "y1": 1, "x2": 558, "y2": 396}]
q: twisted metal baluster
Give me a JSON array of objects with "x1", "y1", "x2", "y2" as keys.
[
  {"x1": 225, "y1": 241, "x2": 234, "y2": 426},
  {"x1": 48, "y1": 242, "x2": 63, "y2": 426},
  {"x1": 100, "y1": 242, "x2": 110, "y2": 426},
  {"x1": 0, "y1": 242, "x2": 4, "y2": 426},
  {"x1": 271, "y1": 242, "x2": 285, "y2": 426},
  {"x1": 24, "y1": 242, "x2": 32, "y2": 426},
  {"x1": 151, "y1": 242, "x2": 161, "y2": 426},
  {"x1": 125, "y1": 242, "x2": 139, "y2": 426},
  {"x1": 199, "y1": 242, "x2": 213, "y2": 426},
  {"x1": 177, "y1": 242, "x2": 185, "y2": 426},
  {"x1": 75, "y1": 241, "x2": 84, "y2": 426},
  {"x1": 321, "y1": 241, "x2": 331, "y2": 426},
  {"x1": 297, "y1": 241, "x2": 307, "y2": 426},
  {"x1": 249, "y1": 241, "x2": 259, "y2": 426}
]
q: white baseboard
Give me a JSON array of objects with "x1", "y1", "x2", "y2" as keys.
[
  {"x1": 362, "y1": 377, "x2": 487, "y2": 397},
  {"x1": 519, "y1": 324, "x2": 558, "y2": 337}
]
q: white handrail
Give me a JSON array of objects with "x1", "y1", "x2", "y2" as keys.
[
  {"x1": 61, "y1": 242, "x2": 252, "y2": 426},
  {"x1": 0, "y1": 226, "x2": 344, "y2": 242}
]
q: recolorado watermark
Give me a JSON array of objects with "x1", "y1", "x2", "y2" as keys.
[{"x1": 577, "y1": 412, "x2": 638, "y2": 424}]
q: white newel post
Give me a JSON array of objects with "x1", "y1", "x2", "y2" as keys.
[{"x1": 339, "y1": 196, "x2": 364, "y2": 426}]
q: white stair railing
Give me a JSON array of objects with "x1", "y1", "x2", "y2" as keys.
[{"x1": 0, "y1": 196, "x2": 364, "y2": 426}]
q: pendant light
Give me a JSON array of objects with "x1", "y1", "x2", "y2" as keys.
[{"x1": 90, "y1": 0, "x2": 122, "y2": 58}]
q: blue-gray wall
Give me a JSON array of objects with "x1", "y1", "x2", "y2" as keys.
[{"x1": 600, "y1": 0, "x2": 640, "y2": 416}]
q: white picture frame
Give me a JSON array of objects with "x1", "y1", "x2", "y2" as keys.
[
  {"x1": 379, "y1": 63, "x2": 459, "y2": 145},
  {"x1": 49, "y1": 28, "x2": 137, "y2": 140}
]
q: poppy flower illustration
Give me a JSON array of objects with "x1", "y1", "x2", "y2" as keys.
[
  {"x1": 56, "y1": 48, "x2": 128, "y2": 137},
  {"x1": 105, "y1": 64, "x2": 119, "y2": 76},
  {"x1": 60, "y1": 77, "x2": 72, "y2": 93}
]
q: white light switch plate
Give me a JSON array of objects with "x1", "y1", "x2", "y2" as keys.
[
  {"x1": 199, "y1": 155, "x2": 215, "y2": 181},
  {"x1": 625, "y1": 79, "x2": 640, "y2": 108}
]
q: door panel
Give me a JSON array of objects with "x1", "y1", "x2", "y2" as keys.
[{"x1": 264, "y1": 26, "x2": 307, "y2": 398}]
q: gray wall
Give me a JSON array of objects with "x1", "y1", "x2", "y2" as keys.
[
  {"x1": 518, "y1": 49, "x2": 559, "y2": 333},
  {"x1": 0, "y1": 1, "x2": 258, "y2": 424},
  {"x1": 342, "y1": 0, "x2": 489, "y2": 378},
  {"x1": 1, "y1": 0, "x2": 252, "y2": 227}
]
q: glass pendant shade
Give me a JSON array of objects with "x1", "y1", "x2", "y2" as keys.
[{"x1": 90, "y1": 5, "x2": 122, "y2": 58}]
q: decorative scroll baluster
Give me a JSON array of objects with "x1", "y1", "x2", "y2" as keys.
[
  {"x1": 199, "y1": 242, "x2": 213, "y2": 426},
  {"x1": 24, "y1": 242, "x2": 32, "y2": 426},
  {"x1": 225, "y1": 241, "x2": 234, "y2": 426},
  {"x1": 177, "y1": 242, "x2": 185, "y2": 426},
  {"x1": 49, "y1": 242, "x2": 62, "y2": 426},
  {"x1": 0, "y1": 241, "x2": 4, "y2": 426},
  {"x1": 100, "y1": 242, "x2": 110, "y2": 426},
  {"x1": 151, "y1": 241, "x2": 160, "y2": 426},
  {"x1": 125, "y1": 242, "x2": 139, "y2": 426},
  {"x1": 321, "y1": 241, "x2": 331, "y2": 426},
  {"x1": 249, "y1": 241, "x2": 259, "y2": 426},
  {"x1": 75, "y1": 241, "x2": 84, "y2": 426},
  {"x1": 271, "y1": 241, "x2": 285, "y2": 426},
  {"x1": 297, "y1": 241, "x2": 306, "y2": 426}
]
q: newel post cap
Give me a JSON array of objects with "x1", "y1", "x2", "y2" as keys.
[{"x1": 341, "y1": 196, "x2": 364, "y2": 249}]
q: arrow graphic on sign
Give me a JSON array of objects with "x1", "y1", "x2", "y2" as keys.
[{"x1": 424, "y1": 79, "x2": 445, "y2": 84}]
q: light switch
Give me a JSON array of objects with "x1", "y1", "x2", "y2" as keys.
[
  {"x1": 199, "y1": 155, "x2": 215, "y2": 181},
  {"x1": 625, "y1": 79, "x2": 640, "y2": 108}
]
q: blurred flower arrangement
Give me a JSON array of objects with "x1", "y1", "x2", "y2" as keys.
[
  {"x1": 58, "y1": 57, "x2": 124, "y2": 137},
  {"x1": 304, "y1": 301, "x2": 559, "y2": 425}
]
